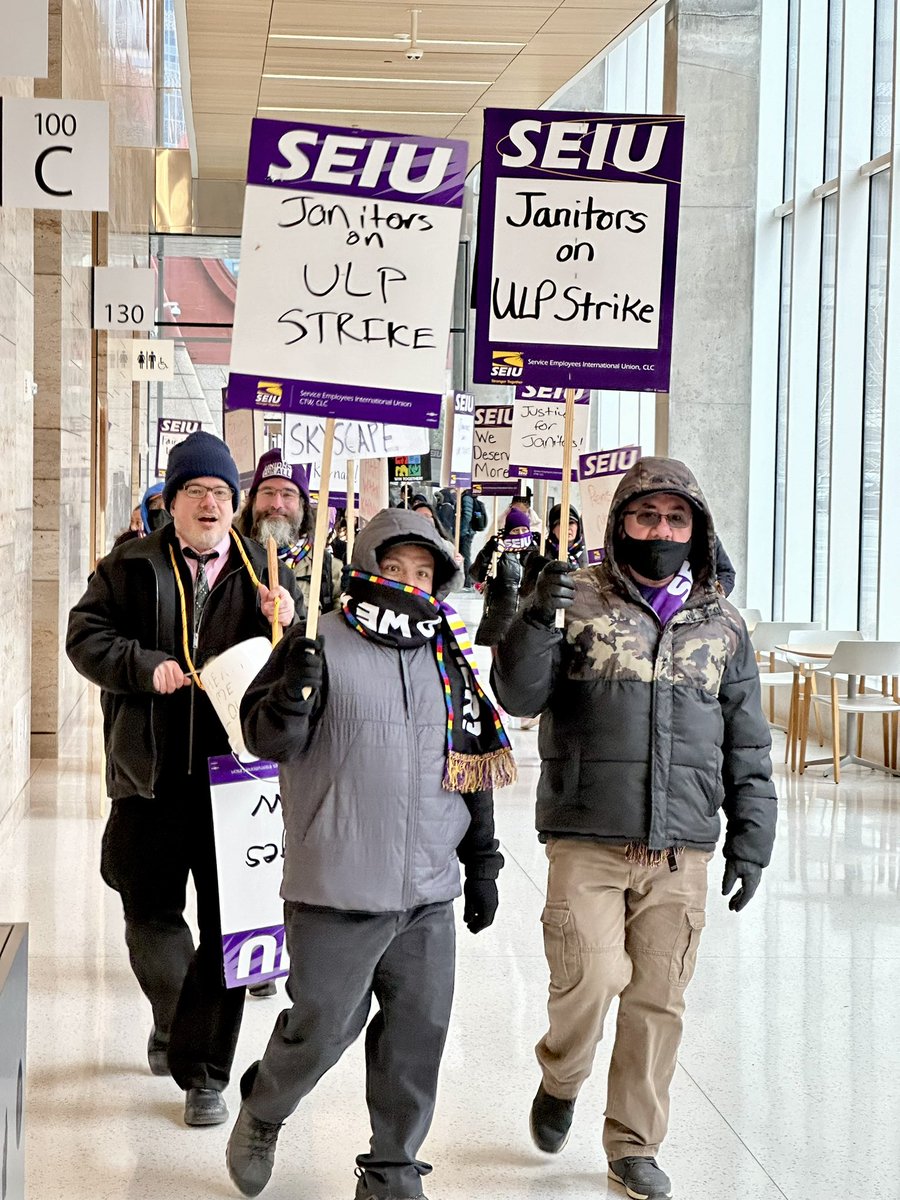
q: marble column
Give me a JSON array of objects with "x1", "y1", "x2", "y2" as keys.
[{"x1": 663, "y1": 0, "x2": 763, "y2": 605}]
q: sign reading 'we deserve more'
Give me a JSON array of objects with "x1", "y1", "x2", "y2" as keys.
[
  {"x1": 473, "y1": 109, "x2": 684, "y2": 393},
  {"x1": 227, "y1": 120, "x2": 467, "y2": 428}
]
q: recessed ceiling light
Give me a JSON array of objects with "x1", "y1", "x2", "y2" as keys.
[
  {"x1": 268, "y1": 34, "x2": 524, "y2": 48},
  {"x1": 258, "y1": 106, "x2": 467, "y2": 117},
  {"x1": 262, "y1": 73, "x2": 492, "y2": 86}
]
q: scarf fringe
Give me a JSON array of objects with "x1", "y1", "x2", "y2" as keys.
[
  {"x1": 624, "y1": 841, "x2": 684, "y2": 866},
  {"x1": 444, "y1": 747, "x2": 518, "y2": 793}
]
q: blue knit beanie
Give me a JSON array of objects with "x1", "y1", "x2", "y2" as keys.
[{"x1": 163, "y1": 431, "x2": 241, "y2": 511}]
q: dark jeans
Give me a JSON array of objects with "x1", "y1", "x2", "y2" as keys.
[
  {"x1": 100, "y1": 784, "x2": 245, "y2": 1091},
  {"x1": 246, "y1": 901, "x2": 456, "y2": 1199},
  {"x1": 459, "y1": 532, "x2": 474, "y2": 587}
]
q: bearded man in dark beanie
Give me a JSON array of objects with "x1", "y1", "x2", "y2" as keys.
[
  {"x1": 226, "y1": 508, "x2": 514, "y2": 1200},
  {"x1": 235, "y1": 448, "x2": 341, "y2": 614},
  {"x1": 491, "y1": 457, "x2": 777, "y2": 1200}
]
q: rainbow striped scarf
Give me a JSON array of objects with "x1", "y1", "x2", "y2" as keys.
[{"x1": 342, "y1": 570, "x2": 517, "y2": 793}]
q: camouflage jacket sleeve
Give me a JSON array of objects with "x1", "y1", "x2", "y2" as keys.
[
  {"x1": 718, "y1": 626, "x2": 778, "y2": 866},
  {"x1": 491, "y1": 611, "x2": 563, "y2": 717}
]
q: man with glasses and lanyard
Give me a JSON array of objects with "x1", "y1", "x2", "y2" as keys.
[
  {"x1": 492, "y1": 457, "x2": 776, "y2": 1200},
  {"x1": 67, "y1": 431, "x2": 299, "y2": 1128}
]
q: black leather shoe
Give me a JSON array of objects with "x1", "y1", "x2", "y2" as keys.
[
  {"x1": 147, "y1": 1028, "x2": 169, "y2": 1077},
  {"x1": 184, "y1": 1087, "x2": 228, "y2": 1126},
  {"x1": 529, "y1": 1082, "x2": 575, "y2": 1153},
  {"x1": 248, "y1": 981, "x2": 277, "y2": 998},
  {"x1": 226, "y1": 1103, "x2": 282, "y2": 1195}
]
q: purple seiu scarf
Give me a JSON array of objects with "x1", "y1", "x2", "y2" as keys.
[{"x1": 637, "y1": 562, "x2": 693, "y2": 625}]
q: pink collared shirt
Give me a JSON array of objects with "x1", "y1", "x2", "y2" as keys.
[{"x1": 177, "y1": 531, "x2": 233, "y2": 591}]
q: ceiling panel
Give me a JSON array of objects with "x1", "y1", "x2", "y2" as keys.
[{"x1": 185, "y1": 0, "x2": 655, "y2": 180}]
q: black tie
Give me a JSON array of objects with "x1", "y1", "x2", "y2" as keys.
[{"x1": 183, "y1": 549, "x2": 219, "y2": 637}]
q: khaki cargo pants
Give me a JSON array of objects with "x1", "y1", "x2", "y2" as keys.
[{"x1": 537, "y1": 839, "x2": 712, "y2": 1160}]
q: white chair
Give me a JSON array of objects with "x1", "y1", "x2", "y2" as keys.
[
  {"x1": 799, "y1": 641, "x2": 900, "y2": 782},
  {"x1": 738, "y1": 608, "x2": 762, "y2": 635},
  {"x1": 751, "y1": 622, "x2": 822, "y2": 728},
  {"x1": 781, "y1": 629, "x2": 862, "y2": 771}
]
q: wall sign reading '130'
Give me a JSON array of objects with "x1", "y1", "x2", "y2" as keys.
[
  {"x1": 92, "y1": 268, "x2": 157, "y2": 331},
  {"x1": 0, "y1": 97, "x2": 110, "y2": 211}
]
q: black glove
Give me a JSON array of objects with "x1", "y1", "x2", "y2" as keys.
[
  {"x1": 463, "y1": 877, "x2": 499, "y2": 934},
  {"x1": 531, "y1": 562, "x2": 576, "y2": 626},
  {"x1": 282, "y1": 634, "x2": 324, "y2": 705},
  {"x1": 722, "y1": 858, "x2": 762, "y2": 912}
]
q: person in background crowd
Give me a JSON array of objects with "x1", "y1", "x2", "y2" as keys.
[
  {"x1": 330, "y1": 509, "x2": 348, "y2": 565},
  {"x1": 471, "y1": 509, "x2": 534, "y2": 647},
  {"x1": 112, "y1": 482, "x2": 170, "y2": 547},
  {"x1": 66, "y1": 432, "x2": 299, "y2": 1128},
  {"x1": 714, "y1": 536, "x2": 736, "y2": 596},
  {"x1": 411, "y1": 493, "x2": 454, "y2": 541},
  {"x1": 236, "y1": 449, "x2": 341, "y2": 617},
  {"x1": 500, "y1": 492, "x2": 541, "y2": 536},
  {"x1": 492, "y1": 457, "x2": 776, "y2": 1200},
  {"x1": 521, "y1": 504, "x2": 586, "y2": 600},
  {"x1": 226, "y1": 508, "x2": 512, "y2": 1200}
]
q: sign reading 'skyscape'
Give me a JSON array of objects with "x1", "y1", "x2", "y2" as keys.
[
  {"x1": 227, "y1": 119, "x2": 467, "y2": 428},
  {"x1": 473, "y1": 109, "x2": 684, "y2": 393}
]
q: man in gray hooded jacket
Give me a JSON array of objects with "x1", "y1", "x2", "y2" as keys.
[
  {"x1": 492, "y1": 457, "x2": 776, "y2": 1200},
  {"x1": 226, "y1": 508, "x2": 511, "y2": 1200}
]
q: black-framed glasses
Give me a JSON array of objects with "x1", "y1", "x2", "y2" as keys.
[
  {"x1": 624, "y1": 509, "x2": 692, "y2": 530},
  {"x1": 182, "y1": 483, "x2": 233, "y2": 502}
]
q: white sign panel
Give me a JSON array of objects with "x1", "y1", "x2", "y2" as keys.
[
  {"x1": 472, "y1": 405, "x2": 514, "y2": 486},
  {"x1": 93, "y1": 267, "x2": 156, "y2": 331},
  {"x1": 359, "y1": 457, "x2": 389, "y2": 520},
  {"x1": 444, "y1": 391, "x2": 475, "y2": 488},
  {"x1": 508, "y1": 397, "x2": 590, "y2": 482},
  {"x1": 579, "y1": 445, "x2": 643, "y2": 563},
  {"x1": 308, "y1": 458, "x2": 360, "y2": 498},
  {"x1": 0, "y1": 2, "x2": 49, "y2": 77},
  {"x1": 209, "y1": 756, "x2": 289, "y2": 988},
  {"x1": 283, "y1": 414, "x2": 429, "y2": 464},
  {"x1": 157, "y1": 417, "x2": 203, "y2": 477},
  {"x1": 0, "y1": 97, "x2": 109, "y2": 211},
  {"x1": 131, "y1": 340, "x2": 175, "y2": 382}
]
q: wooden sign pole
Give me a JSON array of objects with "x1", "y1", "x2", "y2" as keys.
[
  {"x1": 538, "y1": 479, "x2": 548, "y2": 555},
  {"x1": 305, "y1": 418, "x2": 335, "y2": 641},
  {"x1": 555, "y1": 389, "x2": 577, "y2": 628},
  {"x1": 492, "y1": 496, "x2": 498, "y2": 536},
  {"x1": 346, "y1": 458, "x2": 356, "y2": 563},
  {"x1": 266, "y1": 535, "x2": 283, "y2": 645},
  {"x1": 454, "y1": 486, "x2": 463, "y2": 553}
]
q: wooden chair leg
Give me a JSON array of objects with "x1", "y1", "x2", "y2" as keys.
[
  {"x1": 882, "y1": 677, "x2": 891, "y2": 768},
  {"x1": 831, "y1": 677, "x2": 841, "y2": 784},
  {"x1": 784, "y1": 679, "x2": 794, "y2": 764},
  {"x1": 893, "y1": 679, "x2": 899, "y2": 770},
  {"x1": 799, "y1": 674, "x2": 813, "y2": 774},
  {"x1": 856, "y1": 680, "x2": 865, "y2": 757},
  {"x1": 812, "y1": 672, "x2": 824, "y2": 745},
  {"x1": 790, "y1": 672, "x2": 800, "y2": 773},
  {"x1": 769, "y1": 653, "x2": 775, "y2": 722}
]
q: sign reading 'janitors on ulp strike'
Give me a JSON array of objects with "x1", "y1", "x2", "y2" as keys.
[
  {"x1": 473, "y1": 110, "x2": 684, "y2": 393},
  {"x1": 227, "y1": 119, "x2": 467, "y2": 429}
]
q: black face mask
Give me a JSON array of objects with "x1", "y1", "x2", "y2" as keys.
[
  {"x1": 147, "y1": 508, "x2": 172, "y2": 532},
  {"x1": 619, "y1": 535, "x2": 691, "y2": 582}
]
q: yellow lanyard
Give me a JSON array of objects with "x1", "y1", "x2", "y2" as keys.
[{"x1": 168, "y1": 529, "x2": 278, "y2": 689}]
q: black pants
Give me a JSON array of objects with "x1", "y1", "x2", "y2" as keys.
[
  {"x1": 246, "y1": 901, "x2": 456, "y2": 1199},
  {"x1": 100, "y1": 784, "x2": 245, "y2": 1091},
  {"x1": 459, "y1": 532, "x2": 474, "y2": 586}
]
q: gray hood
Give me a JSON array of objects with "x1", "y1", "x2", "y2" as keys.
[{"x1": 351, "y1": 508, "x2": 463, "y2": 599}]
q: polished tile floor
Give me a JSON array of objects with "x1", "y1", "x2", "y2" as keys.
[{"x1": 3, "y1": 608, "x2": 900, "y2": 1200}]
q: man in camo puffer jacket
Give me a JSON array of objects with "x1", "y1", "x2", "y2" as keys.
[{"x1": 492, "y1": 457, "x2": 776, "y2": 1200}]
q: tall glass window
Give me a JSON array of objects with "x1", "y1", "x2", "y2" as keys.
[
  {"x1": 858, "y1": 171, "x2": 890, "y2": 636},
  {"x1": 813, "y1": 196, "x2": 837, "y2": 622},
  {"x1": 873, "y1": 0, "x2": 895, "y2": 157},
  {"x1": 824, "y1": 0, "x2": 844, "y2": 179},
  {"x1": 783, "y1": 0, "x2": 801, "y2": 199},
  {"x1": 773, "y1": 217, "x2": 793, "y2": 617}
]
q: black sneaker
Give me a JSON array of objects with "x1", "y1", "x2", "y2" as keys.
[
  {"x1": 226, "y1": 1104, "x2": 283, "y2": 1196},
  {"x1": 353, "y1": 1167, "x2": 426, "y2": 1199},
  {"x1": 529, "y1": 1083, "x2": 575, "y2": 1154},
  {"x1": 147, "y1": 1027, "x2": 169, "y2": 1077},
  {"x1": 608, "y1": 1156, "x2": 673, "y2": 1199}
]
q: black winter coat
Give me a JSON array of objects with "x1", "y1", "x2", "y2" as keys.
[
  {"x1": 66, "y1": 525, "x2": 301, "y2": 799},
  {"x1": 470, "y1": 536, "x2": 524, "y2": 646},
  {"x1": 491, "y1": 457, "x2": 776, "y2": 865}
]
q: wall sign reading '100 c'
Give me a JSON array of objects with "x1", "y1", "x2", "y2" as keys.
[{"x1": 34, "y1": 112, "x2": 77, "y2": 136}]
